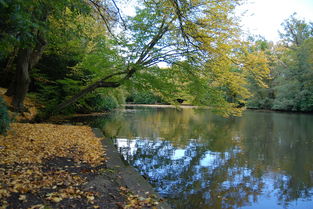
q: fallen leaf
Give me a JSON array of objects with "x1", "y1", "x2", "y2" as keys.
[{"x1": 18, "y1": 195, "x2": 27, "y2": 201}]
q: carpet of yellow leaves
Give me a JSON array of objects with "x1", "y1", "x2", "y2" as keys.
[
  {"x1": 0, "y1": 123, "x2": 105, "y2": 165},
  {"x1": 0, "y1": 123, "x2": 106, "y2": 208}
]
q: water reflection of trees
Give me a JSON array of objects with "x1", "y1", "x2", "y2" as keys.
[
  {"x1": 117, "y1": 138, "x2": 264, "y2": 209},
  {"x1": 74, "y1": 108, "x2": 313, "y2": 208},
  {"x1": 240, "y1": 111, "x2": 313, "y2": 206}
]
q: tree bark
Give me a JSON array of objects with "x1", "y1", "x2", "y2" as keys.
[
  {"x1": 4, "y1": 49, "x2": 19, "y2": 97},
  {"x1": 5, "y1": 78, "x2": 17, "y2": 97},
  {"x1": 11, "y1": 48, "x2": 32, "y2": 111},
  {"x1": 6, "y1": 31, "x2": 46, "y2": 111}
]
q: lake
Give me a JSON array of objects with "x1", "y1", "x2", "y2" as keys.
[{"x1": 75, "y1": 107, "x2": 313, "y2": 209}]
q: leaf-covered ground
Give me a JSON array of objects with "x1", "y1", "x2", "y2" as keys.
[{"x1": 0, "y1": 123, "x2": 127, "y2": 209}]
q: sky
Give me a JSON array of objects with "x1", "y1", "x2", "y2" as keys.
[
  {"x1": 119, "y1": 0, "x2": 313, "y2": 42},
  {"x1": 237, "y1": 0, "x2": 313, "y2": 42}
]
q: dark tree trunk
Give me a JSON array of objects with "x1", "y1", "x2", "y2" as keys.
[
  {"x1": 3, "y1": 47, "x2": 18, "y2": 73},
  {"x1": 11, "y1": 48, "x2": 32, "y2": 111},
  {"x1": 6, "y1": 31, "x2": 46, "y2": 112},
  {"x1": 5, "y1": 78, "x2": 17, "y2": 97}
]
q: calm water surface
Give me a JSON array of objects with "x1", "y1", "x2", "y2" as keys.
[{"x1": 77, "y1": 107, "x2": 313, "y2": 209}]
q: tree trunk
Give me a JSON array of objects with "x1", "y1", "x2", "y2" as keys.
[
  {"x1": 3, "y1": 47, "x2": 18, "y2": 73},
  {"x1": 53, "y1": 71, "x2": 130, "y2": 114},
  {"x1": 55, "y1": 80, "x2": 121, "y2": 113},
  {"x1": 6, "y1": 31, "x2": 46, "y2": 111},
  {"x1": 11, "y1": 48, "x2": 32, "y2": 111},
  {"x1": 52, "y1": 67, "x2": 137, "y2": 115},
  {"x1": 8, "y1": 48, "x2": 32, "y2": 111},
  {"x1": 5, "y1": 78, "x2": 17, "y2": 97}
]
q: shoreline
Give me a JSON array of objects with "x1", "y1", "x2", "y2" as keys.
[
  {"x1": 93, "y1": 128, "x2": 171, "y2": 209},
  {"x1": 123, "y1": 104, "x2": 197, "y2": 108}
]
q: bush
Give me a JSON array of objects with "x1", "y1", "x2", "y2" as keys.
[
  {"x1": 0, "y1": 96, "x2": 10, "y2": 135},
  {"x1": 84, "y1": 94, "x2": 119, "y2": 112},
  {"x1": 92, "y1": 94, "x2": 119, "y2": 112},
  {"x1": 127, "y1": 91, "x2": 164, "y2": 104}
]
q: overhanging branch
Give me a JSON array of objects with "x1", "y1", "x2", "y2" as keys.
[{"x1": 54, "y1": 71, "x2": 127, "y2": 113}]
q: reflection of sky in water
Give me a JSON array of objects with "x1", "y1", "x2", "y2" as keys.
[
  {"x1": 115, "y1": 137, "x2": 313, "y2": 209},
  {"x1": 77, "y1": 108, "x2": 313, "y2": 209},
  {"x1": 199, "y1": 151, "x2": 219, "y2": 167},
  {"x1": 171, "y1": 149, "x2": 185, "y2": 160}
]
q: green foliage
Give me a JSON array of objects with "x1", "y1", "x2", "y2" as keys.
[
  {"x1": 0, "y1": 0, "x2": 91, "y2": 59},
  {"x1": 34, "y1": 78, "x2": 123, "y2": 115},
  {"x1": 0, "y1": 96, "x2": 10, "y2": 135},
  {"x1": 279, "y1": 13, "x2": 313, "y2": 47},
  {"x1": 1, "y1": 0, "x2": 274, "y2": 116},
  {"x1": 86, "y1": 94, "x2": 119, "y2": 112},
  {"x1": 247, "y1": 16, "x2": 313, "y2": 112},
  {"x1": 75, "y1": 88, "x2": 124, "y2": 113},
  {"x1": 29, "y1": 8, "x2": 126, "y2": 115},
  {"x1": 127, "y1": 91, "x2": 165, "y2": 104}
]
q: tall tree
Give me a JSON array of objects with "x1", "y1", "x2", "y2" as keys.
[
  {"x1": 269, "y1": 15, "x2": 313, "y2": 111},
  {"x1": 279, "y1": 13, "x2": 313, "y2": 48},
  {"x1": 55, "y1": 0, "x2": 269, "y2": 116},
  {"x1": 0, "y1": 0, "x2": 92, "y2": 111},
  {"x1": 245, "y1": 36, "x2": 275, "y2": 109}
]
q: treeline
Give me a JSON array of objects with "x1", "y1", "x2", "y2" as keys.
[
  {"x1": 0, "y1": 0, "x2": 271, "y2": 118},
  {"x1": 0, "y1": 0, "x2": 311, "y2": 121},
  {"x1": 247, "y1": 14, "x2": 313, "y2": 112}
]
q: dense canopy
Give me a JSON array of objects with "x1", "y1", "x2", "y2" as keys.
[{"x1": 1, "y1": 0, "x2": 311, "y2": 116}]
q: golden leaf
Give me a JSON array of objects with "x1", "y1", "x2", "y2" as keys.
[{"x1": 18, "y1": 195, "x2": 27, "y2": 201}]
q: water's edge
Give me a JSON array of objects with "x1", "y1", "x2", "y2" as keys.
[{"x1": 93, "y1": 128, "x2": 171, "y2": 209}]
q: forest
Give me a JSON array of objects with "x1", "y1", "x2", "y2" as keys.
[{"x1": 0, "y1": 0, "x2": 312, "y2": 123}]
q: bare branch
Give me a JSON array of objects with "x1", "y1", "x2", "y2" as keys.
[
  {"x1": 111, "y1": 0, "x2": 127, "y2": 30},
  {"x1": 136, "y1": 18, "x2": 169, "y2": 64},
  {"x1": 88, "y1": 0, "x2": 116, "y2": 38}
]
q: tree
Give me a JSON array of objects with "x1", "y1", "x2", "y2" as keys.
[
  {"x1": 54, "y1": 0, "x2": 269, "y2": 116},
  {"x1": 245, "y1": 36, "x2": 275, "y2": 109},
  {"x1": 272, "y1": 16, "x2": 313, "y2": 111},
  {"x1": 30, "y1": 4, "x2": 127, "y2": 115},
  {"x1": 1, "y1": 0, "x2": 270, "y2": 116},
  {"x1": 279, "y1": 13, "x2": 313, "y2": 48},
  {"x1": 0, "y1": 0, "x2": 92, "y2": 111}
]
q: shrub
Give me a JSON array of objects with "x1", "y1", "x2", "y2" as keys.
[
  {"x1": 0, "y1": 96, "x2": 10, "y2": 135},
  {"x1": 84, "y1": 94, "x2": 119, "y2": 112},
  {"x1": 128, "y1": 91, "x2": 164, "y2": 104}
]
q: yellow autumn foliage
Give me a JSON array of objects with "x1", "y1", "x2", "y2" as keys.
[
  {"x1": 0, "y1": 123, "x2": 106, "y2": 207},
  {"x1": 0, "y1": 123, "x2": 105, "y2": 165}
]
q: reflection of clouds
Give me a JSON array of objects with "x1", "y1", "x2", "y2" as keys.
[
  {"x1": 106, "y1": 108, "x2": 313, "y2": 208},
  {"x1": 115, "y1": 138, "x2": 198, "y2": 196},
  {"x1": 199, "y1": 151, "x2": 221, "y2": 168},
  {"x1": 171, "y1": 149, "x2": 185, "y2": 160},
  {"x1": 221, "y1": 168, "x2": 253, "y2": 188},
  {"x1": 114, "y1": 135, "x2": 313, "y2": 208},
  {"x1": 116, "y1": 138, "x2": 138, "y2": 156}
]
